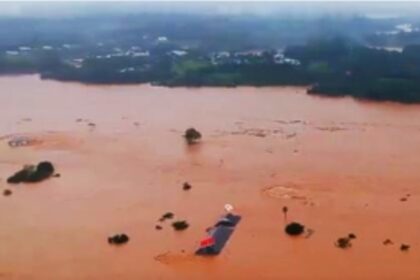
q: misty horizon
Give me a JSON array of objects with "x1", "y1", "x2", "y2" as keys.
[{"x1": 1, "y1": 1, "x2": 420, "y2": 19}]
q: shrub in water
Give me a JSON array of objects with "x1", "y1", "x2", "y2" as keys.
[
  {"x1": 172, "y1": 220, "x2": 189, "y2": 231},
  {"x1": 335, "y1": 237, "x2": 352, "y2": 249},
  {"x1": 159, "y1": 212, "x2": 174, "y2": 222},
  {"x1": 285, "y1": 222, "x2": 305, "y2": 236},
  {"x1": 183, "y1": 182, "x2": 192, "y2": 191},
  {"x1": 7, "y1": 161, "x2": 55, "y2": 184},
  {"x1": 108, "y1": 234, "x2": 129, "y2": 245},
  {"x1": 184, "y1": 128, "x2": 202, "y2": 144}
]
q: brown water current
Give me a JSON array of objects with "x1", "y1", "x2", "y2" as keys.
[{"x1": 1, "y1": 75, "x2": 420, "y2": 279}]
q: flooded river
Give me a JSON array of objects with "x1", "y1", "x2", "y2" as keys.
[{"x1": 1, "y1": 75, "x2": 420, "y2": 280}]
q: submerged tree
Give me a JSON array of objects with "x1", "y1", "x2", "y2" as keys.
[
  {"x1": 285, "y1": 222, "x2": 305, "y2": 236},
  {"x1": 7, "y1": 161, "x2": 55, "y2": 184},
  {"x1": 335, "y1": 237, "x2": 352, "y2": 249},
  {"x1": 184, "y1": 128, "x2": 202, "y2": 145},
  {"x1": 172, "y1": 220, "x2": 189, "y2": 231},
  {"x1": 282, "y1": 206, "x2": 288, "y2": 222}
]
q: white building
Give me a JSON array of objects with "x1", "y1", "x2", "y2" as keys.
[
  {"x1": 171, "y1": 50, "x2": 188, "y2": 56},
  {"x1": 157, "y1": 36, "x2": 168, "y2": 43}
]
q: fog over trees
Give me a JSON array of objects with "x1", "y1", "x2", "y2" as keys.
[{"x1": 1, "y1": 2, "x2": 420, "y2": 102}]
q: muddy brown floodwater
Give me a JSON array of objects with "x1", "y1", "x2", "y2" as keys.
[{"x1": 1, "y1": 75, "x2": 420, "y2": 280}]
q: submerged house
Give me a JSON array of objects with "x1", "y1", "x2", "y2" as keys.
[{"x1": 196, "y1": 213, "x2": 241, "y2": 255}]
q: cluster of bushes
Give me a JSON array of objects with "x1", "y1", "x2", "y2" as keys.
[
  {"x1": 286, "y1": 38, "x2": 420, "y2": 103},
  {"x1": 7, "y1": 161, "x2": 55, "y2": 184}
]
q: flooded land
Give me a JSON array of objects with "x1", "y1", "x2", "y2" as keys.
[{"x1": 1, "y1": 75, "x2": 420, "y2": 280}]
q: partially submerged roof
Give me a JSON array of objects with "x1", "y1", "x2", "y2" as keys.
[{"x1": 196, "y1": 213, "x2": 241, "y2": 256}]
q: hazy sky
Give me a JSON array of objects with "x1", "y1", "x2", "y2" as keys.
[{"x1": 0, "y1": 1, "x2": 420, "y2": 18}]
